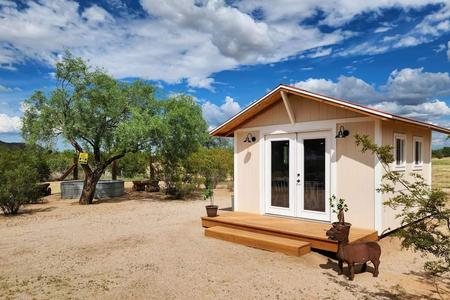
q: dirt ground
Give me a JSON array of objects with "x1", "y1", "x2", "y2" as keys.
[{"x1": 0, "y1": 186, "x2": 449, "y2": 300}]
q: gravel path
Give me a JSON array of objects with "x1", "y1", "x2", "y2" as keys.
[{"x1": 0, "y1": 187, "x2": 448, "y2": 299}]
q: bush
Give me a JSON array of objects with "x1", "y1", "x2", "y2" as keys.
[
  {"x1": 166, "y1": 181, "x2": 196, "y2": 199},
  {"x1": 47, "y1": 150, "x2": 75, "y2": 177},
  {"x1": 185, "y1": 147, "x2": 233, "y2": 188},
  {"x1": 114, "y1": 152, "x2": 148, "y2": 179},
  {"x1": 0, "y1": 149, "x2": 40, "y2": 215}
]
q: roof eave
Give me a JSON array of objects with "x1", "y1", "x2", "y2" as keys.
[{"x1": 209, "y1": 84, "x2": 450, "y2": 136}]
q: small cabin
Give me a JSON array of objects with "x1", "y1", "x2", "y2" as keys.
[{"x1": 210, "y1": 84, "x2": 450, "y2": 235}]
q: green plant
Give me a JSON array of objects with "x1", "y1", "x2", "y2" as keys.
[
  {"x1": 203, "y1": 187, "x2": 214, "y2": 205},
  {"x1": 329, "y1": 195, "x2": 348, "y2": 224},
  {"x1": 113, "y1": 152, "x2": 148, "y2": 179},
  {"x1": 355, "y1": 134, "x2": 450, "y2": 277},
  {"x1": 22, "y1": 52, "x2": 162, "y2": 204},
  {"x1": 185, "y1": 147, "x2": 233, "y2": 189},
  {"x1": 0, "y1": 149, "x2": 40, "y2": 215}
]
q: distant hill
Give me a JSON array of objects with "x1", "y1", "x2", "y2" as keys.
[{"x1": 0, "y1": 140, "x2": 26, "y2": 150}]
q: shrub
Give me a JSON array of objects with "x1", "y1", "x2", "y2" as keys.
[
  {"x1": 0, "y1": 149, "x2": 40, "y2": 215},
  {"x1": 166, "y1": 181, "x2": 196, "y2": 199},
  {"x1": 114, "y1": 152, "x2": 148, "y2": 179}
]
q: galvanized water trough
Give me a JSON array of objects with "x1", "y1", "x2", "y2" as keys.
[{"x1": 60, "y1": 180, "x2": 125, "y2": 199}]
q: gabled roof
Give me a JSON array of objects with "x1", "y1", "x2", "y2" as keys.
[{"x1": 210, "y1": 84, "x2": 450, "y2": 136}]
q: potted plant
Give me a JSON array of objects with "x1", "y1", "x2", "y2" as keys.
[
  {"x1": 204, "y1": 187, "x2": 218, "y2": 217},
  {"x1": 329, "y1": 195, "x2": 350, "y2": 226}
]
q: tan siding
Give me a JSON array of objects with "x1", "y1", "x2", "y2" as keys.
[
  {"x1": 235, "y1": 131, "x2": 261, "y2": 213},
  {"x1": 241, "y1": 94, "x2": 362, "y2": 128},
  {"x1": 336, "y1": 121, "x2": 375, "y2": 229},
  {"x1": 381, "y1": 121, "x2": 432, "y2": 233}
]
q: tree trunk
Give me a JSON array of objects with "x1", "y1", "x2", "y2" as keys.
[
  {"x1": 111, "y1": 160, "x2": 117, "y2": 180},
  {"x1": 73, "y1": 154, "x2": 78, "y2": 180},
  {"x1": 79, "y1": 170, "x2": 102, "y2": 205},
  {"x1": 149, "y1": 155, "x2": 154, "y2": 180}
]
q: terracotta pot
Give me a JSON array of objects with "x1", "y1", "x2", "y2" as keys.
[{"x1": 205, "y1": 205, "x2": 219, "y2": 217}]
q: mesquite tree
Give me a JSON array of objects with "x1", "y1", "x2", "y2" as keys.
[
  {"x1": 355, "y1": 134, "x2": 449, "y2": 276},
  {"x1": 22, "y1": 53, "x2": 161, "y2": 204}
]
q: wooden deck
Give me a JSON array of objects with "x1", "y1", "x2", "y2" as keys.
[{"x1": 202, "y1": 211, "x2": 378, "y2": 253}]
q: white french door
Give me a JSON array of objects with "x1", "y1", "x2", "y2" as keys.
[
  {"x1": 264, "y1": 133, "x2": 296, "y2": 216},
  {"x1": 265, "y1": 131, "x2": 331, "y2": 221}
]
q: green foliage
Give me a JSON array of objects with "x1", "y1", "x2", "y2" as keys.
[
  {"x1": 186, "y1": 147, "x2": 233, "y2": 189},
  {"x1": 21, "y1": 52, "x2": 162, "y2": 204},
  {"x1": 432, "y1": 147, "x2": 450, "y2": 159},
  {"x1": 355, "y1": 134, "x2": 450, "y2": 276},
  {"x1": 158, "y1": 95, "x2": 208, "y2": 196},
  {"x1": 204, "y1": 136, "x2": 233, "y2": 149},
  {"x1": 47, "y1": 150, "x2": 75, "y2": 176},
  {"x1": 114, "y1": 152, "x2": 148, "y2": 179},
  {"x1": 0, "y1": 149, "x2": 41, "y2": 214},
  {"x1": 329, "y1": 195, "x2": 348, "y2": 213},
  {"x1": 203, "y1": 187, "x2": 214, "y2": 205}
]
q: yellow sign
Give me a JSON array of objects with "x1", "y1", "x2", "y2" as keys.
[{"x1": 78, "y1": 152, "x2": 89, "y2": 165}]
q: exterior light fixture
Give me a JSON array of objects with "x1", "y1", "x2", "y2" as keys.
[
  {"x1": 243, "y1": 133, "x2": 256, "y2": 143},
  {"x1": 336, "y1": 126, "x2": 349, "y2": 138}
]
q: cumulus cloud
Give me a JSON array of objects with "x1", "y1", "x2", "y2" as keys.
[
  {"x1": 0, "y1": 114, "x2": 21, "y2": 133},
  {"x1": 0, "y1": 0, "x2": 448, "y2": 89},
  {"x1": 293, "y1": 67, "x2": 450, "y2": 125},
  {"x1": 294, "y1": 76, "x2": 379, "y2": 103},
  {"x1": 294, "y1": 68, "x2": 450, "y2": 104},
  {"x1": 187, "y1": 77, "x2": 215, "y2": 91},
  {"x1": 202, "y1": 96, "x2": 241, "y2": 128},
  {"x1": 384, "y1": 68, "x2": 450, "y2": 104},
  {"x1": 369, "y1": 100, "x2": 450, "y2": 120}
]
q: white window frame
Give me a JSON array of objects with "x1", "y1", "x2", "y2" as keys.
[
  {"x1": 393, "y1": 133, "x2": 406, "y2": 171},
  {"x1": 413, "y1": 136, "x2": 423, "y2": 170}
]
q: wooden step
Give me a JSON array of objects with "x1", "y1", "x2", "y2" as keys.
[{"x1": 205, "y1": 226, "x2": 311, "y2": 257}]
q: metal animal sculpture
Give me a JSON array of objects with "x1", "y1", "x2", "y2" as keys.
[{"x1": 326, "y1": 223, "x2": 381, "y2": 280}]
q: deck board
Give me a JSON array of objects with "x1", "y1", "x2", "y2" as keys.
[
  {"x1": 202, "y1": 211, "x2": 378, "y2": 252},
  {"x1": 205, "y1": 226, "x2": 311, "y2": 256}
]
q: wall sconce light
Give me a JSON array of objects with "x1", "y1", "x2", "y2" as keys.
[
  {"x1": 336, "y1": 126, "x2": 349, "y2": 138},
  {"x1": 243, "y1": 133, "x2": 256, "y2": 143}
]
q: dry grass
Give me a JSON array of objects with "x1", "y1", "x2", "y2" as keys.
[{"x1": 432, "y1": 157, "x2": 450, "y2": 193}]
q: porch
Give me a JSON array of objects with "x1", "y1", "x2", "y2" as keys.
[{"x1": 202, "y1": 211, "x2": 378, "y2": 256}]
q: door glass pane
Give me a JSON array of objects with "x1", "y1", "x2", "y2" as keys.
[
  {"x1": 304, "y1": 139, "x2": 325, "y2": 212},
  {"x1": 271, "y1": 140, "x2": 289, "y2": 208}
]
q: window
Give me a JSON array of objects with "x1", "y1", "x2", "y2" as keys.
[
  {"x1": 394, "y1": 134, "x2": 406, "y2": 170},
  {"x1": 413, "y1": 136, "x2": 423, "y2": 169}
]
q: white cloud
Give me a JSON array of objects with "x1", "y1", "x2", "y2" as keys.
[
  {"x1": 295, "y1": 68, "x2": 450, "y2": 104},
  {"x1": 434, "y1": 43, "x2": 446, "y2": 52},
  {"x1": 0, "y1": 0, "x2": 447, "y2": 89},
  {"x1": 81, "y1": 5, "x2": 113, "y2": 24},
  {"x1": 337, "y1": 3, "x2": 450, "y2": 57},
  {"x1": 0, "y1": 114, "x2": 21, "y2": 133},
  {"x1": 374, "y1": 26, "x2": 392, "y2": 33},
  {"x1": 306, "y1": 47, "x2": 332, "y2": 58},
  {"x1": 187, "y1": 77, "x2": 215, "y2": 91},
  {"x1": 384, "y1": 68, "x2": 450, "y2": 104},
  {"x1": 202, "y1": 96, "x2": 241, "y2": 127},
  {"x1": 370, "y1": 100, "x2": 450, "y2": 120},
  {"x1": 0, "y1": 84, "x2": 12, "y2": 93},
  {"x1": 292, "y1": 67, "x2": 450, "y2": 126},
  {"x1": 294, "y1": 75, "x2": 379, "y2": 103}
]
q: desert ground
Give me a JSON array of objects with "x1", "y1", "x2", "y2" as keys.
[{"x1": 0, "y1": 183, "x2": 449, "y2": 300}]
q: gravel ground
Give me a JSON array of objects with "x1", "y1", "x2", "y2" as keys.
[{"x1": 0, "y1": 186, "x2": 448, "y2": 299}]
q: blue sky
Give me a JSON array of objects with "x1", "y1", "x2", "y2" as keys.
[{"x1": 0, "y1": 0, "x2": 450, "y2": 148}]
